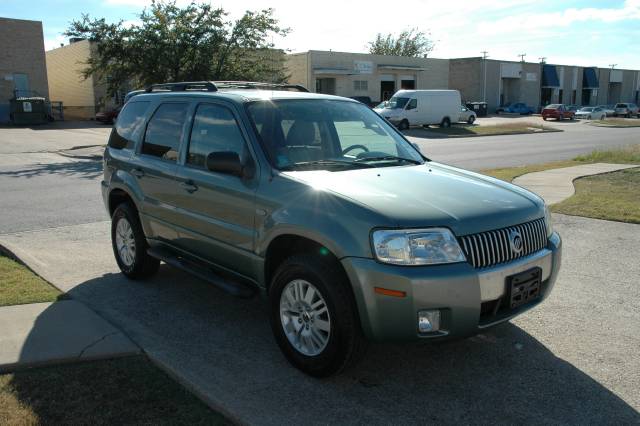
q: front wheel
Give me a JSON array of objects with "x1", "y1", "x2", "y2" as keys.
[
  {"x1": 467, "y1": 115, "x2": 475, "y2": 124},
  {"x1": 440, "y1": 117, "x2": 451, "y2": 128},
  {"x1": 397, "y1": 119, "x2": 409, "y2": 130},
  {"x1": 269, "y1": 255, "x2": 366, "y2": 377},
  {"x1": 111, "y1": 203, "x2": 159, "y2": 279}
]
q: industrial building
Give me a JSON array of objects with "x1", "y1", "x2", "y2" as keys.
[
  {"x1": 286, "y1": 50, "x2": 449, "y2": 102},
  {"x1": 0, "y1": 17, "x2": 49, "y2": 123},
  {"x1": 286, "y1": 51, "x2": 640, "y2": 113},
  {"x1": 45, "y1": 39, "x2": 120, "y2": 120}
]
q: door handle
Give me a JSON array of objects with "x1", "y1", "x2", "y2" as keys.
[
  {"x1": 180, "y1": 181, "x2": 198, "y2": 193},
  {"x1": 132, "y1": 168, "x2": 145, "y2": 178}
]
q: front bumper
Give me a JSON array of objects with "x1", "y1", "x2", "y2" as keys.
[{"x1": 342, "y1": 232, "x2": 562, "y2": 341}]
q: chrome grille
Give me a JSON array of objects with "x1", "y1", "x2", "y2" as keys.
[{"x1": 458, "y1": 218, "x2": 548, "y2": 269}]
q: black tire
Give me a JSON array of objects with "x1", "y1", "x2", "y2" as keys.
[
  {"x1": 440, "y1": 117, "x2": 451, "y2": 128},
  {"x1": 543, "y1": 116, "x2": 547, "y2": 121},
  {"x1": 467, "y1": 115, "x2": 475, "y2": 124},
  {"x1": 269, "y1": 254, "x2": 367, "y2": 377},
  {"x1": 398, "y1": 119, "x2": 409, "y2": 130},
  {"x1": 111, "y1": 202, "x2": 159, "y2": 279},
  {"x1": 558, "y1": 114, "x2": 563, "y2": 121}
]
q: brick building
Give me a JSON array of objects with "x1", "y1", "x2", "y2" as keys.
[{"x1": 0, "y1": 17, "x2": 49, "y2": 123}]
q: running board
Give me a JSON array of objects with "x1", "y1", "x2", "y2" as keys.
[{"x1": 147, "y1": 247, "x2": 256, "y2": 298}]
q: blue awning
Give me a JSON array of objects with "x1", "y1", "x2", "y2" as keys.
[
  {"x1": 541, "y1": 64, "x2": 560, "y2": 88},
  {"x1": 582, "y1": 68, "x2": 599, "y2": 88}
]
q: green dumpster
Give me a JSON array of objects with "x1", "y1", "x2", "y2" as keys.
[{"x1": 10, "y1": 96, "x2": 48, "y2": 125}]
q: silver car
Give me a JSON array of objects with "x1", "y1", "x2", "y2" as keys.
[
  {"x1": 596, "y1": 105, "x2": 615, "y2": 117},
  {"x1": 614, "y1": 103, "x2": 639, "y2": 118},
  {"x1": 575, "y1": 107, "x2": 606, "y2": 120},
  {"x1": 459, "y1": 105, "x2": 477, "y2": 124}
]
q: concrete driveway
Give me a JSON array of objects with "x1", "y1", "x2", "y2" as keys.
[{"x1": 1, "y1": 214, "x2": 638, "y2": 424}]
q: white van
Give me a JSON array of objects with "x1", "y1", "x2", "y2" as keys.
[{"x1": 375, "y1": 90, "x2": 461, "y2": 129}]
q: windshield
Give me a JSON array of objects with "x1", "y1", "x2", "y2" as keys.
[
  {"x1": 546, "y1": 104, "x2": 561, "y2": 109},
  {"x1": 580, "y1": 107, "x2": 594, "y2": 112},
  {"x1": 386, "y1": 97, "x2": 410, "y2": 109},
  {"x1": 247, "y1": 99, "x2": 424, "y2": 171}
]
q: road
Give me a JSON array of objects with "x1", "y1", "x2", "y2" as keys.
[{"x1": 1, "y1": 119, "x2": 639, "y2": 234}]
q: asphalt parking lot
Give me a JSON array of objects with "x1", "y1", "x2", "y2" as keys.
[{"x1": 1, "y1": 121, "x2": 639, "y2": 423}]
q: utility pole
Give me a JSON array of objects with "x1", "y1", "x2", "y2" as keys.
[
  {"x1": 518, "y1": 53, "x2": 526, "y2": 62},
  {"x1": 481, "y1": 51, "x2": 489, "y2": 103},
  {"x1": 609, "y1": 64, "x2": 617, "y2": 69},
  {"x1": 538, "y1": 57, "x2": 546, "y2": 64}
]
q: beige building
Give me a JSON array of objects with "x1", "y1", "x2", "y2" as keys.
[
  {"x1": 46, "y1": 39, "x2": 116, "y2": 120},
  {"x1": 286, "y1": 50, "x2": 450, "y2": 103},
  {"x1": 0, "y1": 17, "x2": 49, "y2": 123}
]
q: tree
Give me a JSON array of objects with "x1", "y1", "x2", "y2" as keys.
[
  {"x1": 367, "y1": 28, "x2": 434, "y2": 58},
  {"x1": 64, "y1": 1, "x2": 289, "y2": 96}
]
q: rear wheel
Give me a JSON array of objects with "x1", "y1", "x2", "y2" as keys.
[
  {"x1": 111, "y1": 202, "x2": 159, "y2": 279},
  {"x1": 269, "y1": 254, "x2": 366, "y2": 377},
  {"x1": 398, "y1": 119, "x2": 409, "y2": 130},
  {"x1": 440, "y1": 117, "x2": 451, "y2": 128}
]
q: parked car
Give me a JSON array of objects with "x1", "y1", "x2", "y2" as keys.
[
  {"x1": 575, "y1": 106, "x2": 606, "y2": 121},
  {"x1": 499, "y1": 102, "x2": 534, "y2": 115},
  {"x1": 495, "y1": 103, "x2": 512, "y2": 114},
  {"x1": 614, "y1": 103, "x2": 640, "y2": 118},
  {"x1": 541, "y1": 104, "x2": 575, "y2": 121},
  {"x1": 95, "y1": 106, "x2": 122, "y2": 124},
  {"x1": 459, "y1": 105, "x2": 477, "y2": 124},
  {"x1": 349, "y1": 96, "x2": 374, "y2": 107},
  {"x1": 596, "y1": 105, "x2": 616, "y2": 117},
  {"x1": 103, "y1": 81, "x2": 561, "y2": 377},
  {"x1": 378, "y1": 89, "x2": 462, "y2": 129}
]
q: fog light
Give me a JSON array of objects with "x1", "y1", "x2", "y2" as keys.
[{"x1": 418, "y1": 310, "x2": 441, "y2": 333}]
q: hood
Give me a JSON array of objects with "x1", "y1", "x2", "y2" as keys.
[{"x1": 281, "y1": 162, "x2": 543, "y2": 236}]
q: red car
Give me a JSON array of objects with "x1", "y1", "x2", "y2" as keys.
[
  {"x1": 95, "y1": 106, "x2": 122, "y2": 124},
  {"x1": 541, "y1": 104, "x2": 575, "y2": 121}
]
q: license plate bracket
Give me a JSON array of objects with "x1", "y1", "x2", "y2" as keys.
[{"x1": 507, "y1": 267, "x2": 542, "y2": 309}]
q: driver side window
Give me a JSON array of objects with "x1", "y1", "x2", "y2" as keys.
[{"x1": 406, "y1": 99, "x2": 417, "y2": 110}]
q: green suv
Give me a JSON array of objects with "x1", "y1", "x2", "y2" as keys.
[{"x1": 102, "y1": 81, "x2": 562, "y2": 377}]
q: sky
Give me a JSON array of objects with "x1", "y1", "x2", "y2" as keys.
[{"x1": 2, "y1": 0, "x2": 640, "y2": 69}]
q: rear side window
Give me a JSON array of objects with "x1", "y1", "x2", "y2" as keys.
[
  {"x1": 107, "y1": 101, "x2": 150, "y2": 149},
  {"x1": 187, "y1": 103, "x2": 246, "y2": 168},
  {"x1": 142, "y1": 103, "x2": 188, "y2": 162}
]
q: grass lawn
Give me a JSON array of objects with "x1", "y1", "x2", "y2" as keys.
[
  {"x1": 482, "y1": 144, "x2": 640, "y2": 182},
  {"x1": 425, "y1": 122, "x2": 560, "y2": 137},
  {"x1": 0, "y1": 356, "x2": 228, "y2": 425},
  {"x1": 0, "y1": 256, "x2": 61, "y2": 307},
  {"x1": 551, "y1": 168, "x2": 640, "y2": 223},
  {"x1": 589, "y1": 118, "x2": 640, "y2": 127}
]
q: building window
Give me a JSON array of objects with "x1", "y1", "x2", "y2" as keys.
[{"x1": 353, "y1": 80, "x2": 368, "y2": 91}]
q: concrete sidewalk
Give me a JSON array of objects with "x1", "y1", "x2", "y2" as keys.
[
  {"x1": 0, "y1": 300, "x2": 139, "y2": 372},
  {"x1": 513, "y1": 162, "x2": 639, "y2": 204}
]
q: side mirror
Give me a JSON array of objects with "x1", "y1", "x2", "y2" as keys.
[{"x1": 206, "y1": 151, "x2": 254, "y2": 179}]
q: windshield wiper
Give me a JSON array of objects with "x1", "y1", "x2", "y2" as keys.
[
  {"x1": 354, "y1": 155, "x2": 422, "y2": 165},
  {"x1": 279, "y1": 159, "x2": 374, "y2": 170}
]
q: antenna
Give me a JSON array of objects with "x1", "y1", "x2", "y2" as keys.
[{"x1": 518, "y1": 53, "x2": 526, "y2": 62}]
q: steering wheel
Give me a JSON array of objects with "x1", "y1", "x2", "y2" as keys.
[{"x1": 342, "y1": 144, "x2": 369, "y2": 156}]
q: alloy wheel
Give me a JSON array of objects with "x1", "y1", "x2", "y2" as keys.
[
  {"x1": 115, "y1": 217, "x2": 136, "y2": 266},
  {"x1": 280, "y1": 279, "x2": 331, "y2": 356}
]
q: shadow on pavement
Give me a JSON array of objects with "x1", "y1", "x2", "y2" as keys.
[
  {"x1": 0, "y1": 159, "x2": 102, "y2": 180},
  {"x1": 0, "y1": 121, "x2": 111, "y2": 131},
  {"x1": 40, "y1": 265, "x2": 640, "y2": 425}
]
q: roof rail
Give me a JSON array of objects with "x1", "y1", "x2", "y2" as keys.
[
  {"x1": 213, "y1": 81, "x2": 309, "y2": 92},
  {"x1": 145, "y1": 81, "x2": 218, "y2": 93}
]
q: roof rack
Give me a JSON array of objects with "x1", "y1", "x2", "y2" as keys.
[
  {"x1": 213, "y1": 81, "x2": 309, "y2": 92},
  {"x1": 145, "y1": 81, "x2": 218, "y2": 93},
  {"x1": 144, "y1": 81, "x2": 309, "y2": 94}
]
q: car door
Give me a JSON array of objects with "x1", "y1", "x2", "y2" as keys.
[
  {"x1": 131, "y1": 101, "x2": 190, "y2": 242},
  {"x1": 404, "y1": 98, "x2": 420, "y2": 125},
  {"x1": 173, "y1": 101, "x2": 259, "y2": 279}
]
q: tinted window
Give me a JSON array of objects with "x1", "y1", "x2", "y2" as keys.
[
  {"x1": 187, "y1": 104, "x2": 246, "y2": 168},
  {"x1": 142, "y1": 103, "x2": 188, "y2": 161},
  {"x1": 107, "y1": 101, "x2": 150, "y2": 149},
  {"x1": 407, "y1": 99, "x2": 417, "y2": 109}
]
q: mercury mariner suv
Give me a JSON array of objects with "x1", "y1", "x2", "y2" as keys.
[{"x1": 102, "y1": 81, "x2": 562, "y2": 377}]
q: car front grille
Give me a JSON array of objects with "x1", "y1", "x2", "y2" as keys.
[{"x1": 458, "y1": 218, "x2": 548, "y2": 269}]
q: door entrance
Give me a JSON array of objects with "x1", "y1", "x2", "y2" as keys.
[
  {"x1": 380, "y1": 81, "x2": 395, "y2": 101},
  {"x1": 400, "y1": 79, "x2": 415, "y2": 90},
  {"x1": 315, "y1": 78, "x2": 336, "y2": 95}
]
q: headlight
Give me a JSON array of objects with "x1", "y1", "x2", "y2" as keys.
[
  {"x1": 372, "y1": 228, "x2": 466, "y2": 266},
  {"x1": 544, "y1": 205, "x2": 553, "y2": 237}
]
